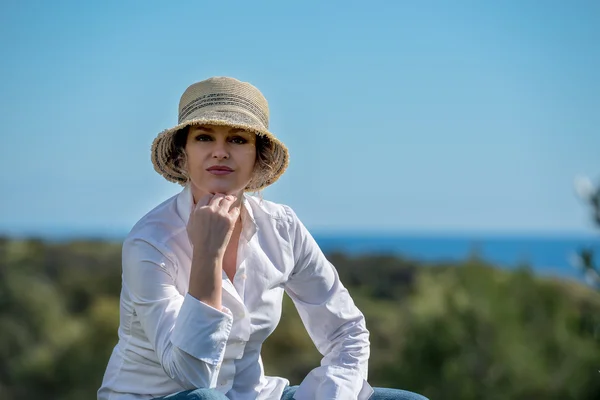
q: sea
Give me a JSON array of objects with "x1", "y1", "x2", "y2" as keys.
[
  {"x1": 3, "y1": 227, "x2": 598, "y2": 284},
  {"x1": 312, "y1": 233, "x2": 599, "y2": 283}
]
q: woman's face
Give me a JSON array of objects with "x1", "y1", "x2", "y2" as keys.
[{"x1": 184, "y1": 124, "x2": 257, "y2": 198}]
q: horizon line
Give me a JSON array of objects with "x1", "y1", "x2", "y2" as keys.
[{"x1": 0, "y1": 226, "x2": 597, "y2": 242}]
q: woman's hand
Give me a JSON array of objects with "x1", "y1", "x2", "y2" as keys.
[{"x1": 186, "y1": 194, "x2": 241, "y2": 259}]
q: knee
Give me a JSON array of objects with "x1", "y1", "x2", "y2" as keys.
[
  {"x1": 161, "y1": 388, "x2": 229, "y2": 400},
  {"x1": 188, "y1": 389, "x2": 229, "y2": 400},
  {"x1": 371, "y1": 387, "x2": 429, "y2": 400}
]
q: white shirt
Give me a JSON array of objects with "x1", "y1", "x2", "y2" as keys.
[{"x1": 98, "y1": 185, "x2": 373, "y2": 400}]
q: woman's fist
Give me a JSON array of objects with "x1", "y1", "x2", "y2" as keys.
[{"x1": 186, "y1": 193, "x2": 241, "y2": 258}]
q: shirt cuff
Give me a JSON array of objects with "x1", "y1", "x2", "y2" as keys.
[
  {"x1": 293, "y1": 365, "x2": 374, "y2": 400},
  {"x1": 171, "y1": 293, "x2": 233, "y2": 365}
]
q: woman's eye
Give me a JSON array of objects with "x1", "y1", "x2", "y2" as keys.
[
  {"x1": 230, "y1": 136, "x2": 248, "y2": 144},
  {"x1": 194, "y1": 134, "x2": 212, "y2": 142}
]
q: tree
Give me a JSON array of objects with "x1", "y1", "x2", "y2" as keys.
[{"x1": 573, "y1": 176, "x2": 600, "y2": 289}]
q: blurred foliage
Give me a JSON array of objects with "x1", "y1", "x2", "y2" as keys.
[
  {"x1": 575, "y1": 178, "x2": 600, "y2": 289},
  {"x1": 1, "y1": 237, "x2": 599, "y2": 399}
]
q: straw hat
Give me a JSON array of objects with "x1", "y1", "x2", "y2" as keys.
[{"x1": 151, "y1": 77, "x2": 289, "y2": 191}]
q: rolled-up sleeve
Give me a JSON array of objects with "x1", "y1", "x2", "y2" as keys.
[
  {"x1": 122, "y1": 238, "x2": 233, "y2": 389},
  {"x1": 282, "y1": 207, "x2": 374, "y2": 400}
]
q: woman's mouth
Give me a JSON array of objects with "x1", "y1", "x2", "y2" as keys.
[{"x1": 207, "y1": 166, "x2": 234, "y2": 176}]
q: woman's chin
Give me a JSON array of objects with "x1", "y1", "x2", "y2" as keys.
[
  {"x1": 204, "y1": 185, "x2": 243, "y2": 196},
  {"x1": 190, "y1": 178, "x2": 247, "y2": 197}
]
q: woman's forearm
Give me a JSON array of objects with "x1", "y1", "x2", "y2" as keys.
[{"x1": 188, "y1": 249, "x2": 223, "y2": 310}]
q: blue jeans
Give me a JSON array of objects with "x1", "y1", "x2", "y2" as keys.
[{"x1": 152, "y1": 385, "x2": 428, "y2": 399}]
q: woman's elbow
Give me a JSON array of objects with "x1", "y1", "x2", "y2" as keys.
[{"x1": 160, "y1": 345, "x2": 219, "y2": 389}]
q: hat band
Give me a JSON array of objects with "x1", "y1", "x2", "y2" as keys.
[{"x1": 178, "y1": 93, "x2": 269, "y2": 127}]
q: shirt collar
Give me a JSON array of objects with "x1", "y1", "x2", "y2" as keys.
[{"x1": 176, "y1": 184, "x2": 258, "y2": 242}]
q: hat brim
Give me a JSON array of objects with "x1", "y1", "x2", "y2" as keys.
[{"x1": 151, "y1": 112, "x2": 289, "y2": 191}]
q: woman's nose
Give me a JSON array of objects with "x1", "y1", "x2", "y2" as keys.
[{"x1": 211, "y1": 141, "x2": 229, "y2": 159}]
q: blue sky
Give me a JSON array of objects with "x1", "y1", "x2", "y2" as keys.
[{"x1": 1, "y1": 0, "x2": 599, "y2": 237}]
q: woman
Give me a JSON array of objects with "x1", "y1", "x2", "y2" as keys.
[{"x1": 98, "y1": 77, "x2": 427, "y2": 400}]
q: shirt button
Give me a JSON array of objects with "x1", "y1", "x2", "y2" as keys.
[{"x1": 241, "y1": 273, "x2": 247, "y2": 280}]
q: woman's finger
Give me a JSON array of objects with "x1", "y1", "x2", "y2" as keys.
[
  {"x1": 219, "y1": 195, "x2": 237, "y2": 211},
  {"x1": 228, "y1": 205, "x2": 241, "y2": 219},
  {"x1": 208, "y1": 193, "x2": 226, "y2": 208}
]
